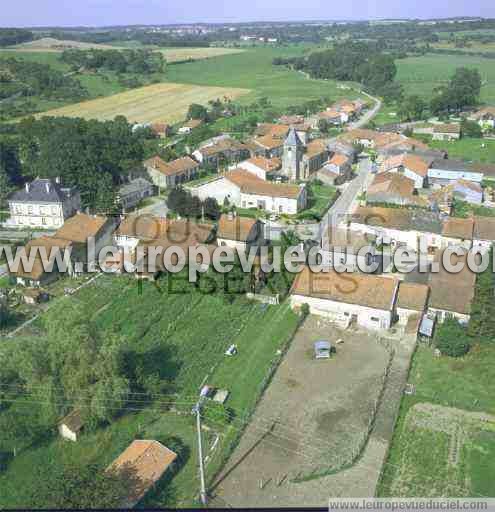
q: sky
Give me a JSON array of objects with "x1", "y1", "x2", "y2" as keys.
[{"x1": 1, "y1": 0, "x2": 495, "y2": 28}]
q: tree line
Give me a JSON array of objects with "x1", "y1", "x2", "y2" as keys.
[{"x1": 60, "y1": 48, "x2": 165, "y2": 74}]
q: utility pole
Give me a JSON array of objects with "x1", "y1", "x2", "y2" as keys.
[{"x1": 196, "y1": 405, "x2": 208, "y2": 506}]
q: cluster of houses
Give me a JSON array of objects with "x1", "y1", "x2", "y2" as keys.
[
  {"x1": 288, "y1": 126, "x2": 495, "y2": 335},
  {"x1": 141, "y1": 105, "x2": 362, "y2": 215}
]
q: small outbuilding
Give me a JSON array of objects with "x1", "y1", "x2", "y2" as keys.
[
  {"x1": 23, "y1": 288, "x2": 50, "y2": 305},
  {"x1": 58, "y1": 409, "x2": 84, "y2": 442}
]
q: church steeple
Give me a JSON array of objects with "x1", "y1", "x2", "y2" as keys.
[{"x1": 282, "y1": 128, "x2": 303, "y2": 181}]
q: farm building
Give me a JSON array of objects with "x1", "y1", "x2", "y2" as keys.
[
  {"x1": 290, "y1": 266, "x2": 399, "y2": 330},
  {"x1": 428, "y1": 250, "x2": 476, "y2": 324},
  {"x1": 58, "y1": 409, "x2": 84, "y2": 442},
  {"x1": 193, "y1": 137, "x2": 250, "y2": 168},
  {"x1": 468, "y1": 106, "x2": 495, "y2": 129},
  {"x1": 432, "y1": 123, "x2": 461, "y2": 141},
  {"x1": 144, "y1": 156, "x2": 200, "y2": 190},
  {"x1": 178, "y1": 119, "x2": 203, "y2": 134},
  {"x1": 216, "y1": 213, "x2": 265, "y2": 251},
  {"x1": 441, "y1": 217, "x2": 474, "y2": 249},
  {"x1": 54, "y1": 213, "x2": 116, "y2": 272},
  {"x1": 395, "y1": 282, "x2": 430, "y2": 326},
  {"x1": 452, "y1": 179, "x2": 483, "y2": 205},
  {"x1": 428, "y1": 159, "x2": 484, "y2": 186},
  {"x1": 349, "y1": 206, "x2": 444, "y2": 253},
  {"x1": 106, "y1": 440, "x2": 177, "y2": 508},
  {"x1": 116, "y1": 178, "x2": 155, "y2": 211}
]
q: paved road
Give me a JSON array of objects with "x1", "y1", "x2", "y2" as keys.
[
  {"x1": 319, "y1": 157, "x2": 373, "y2": 244},
  {"x1": 347, "y1": 92, "x2": 382, "y2": 131}
]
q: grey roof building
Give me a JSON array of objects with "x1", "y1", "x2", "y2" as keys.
[{"x1": 6, "y1": 178, "x2": 81, "y2": 230}]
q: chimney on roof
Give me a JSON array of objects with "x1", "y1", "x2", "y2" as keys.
[
  {"x1": 55, "y1": 176, "x2": 60, "y2": 184},
  {"x1": 45, "y1": 182, "x2": 50, "y2": 194},
  {"x1": 25, "y1": 183, "x2": 30, "y2": 193}
]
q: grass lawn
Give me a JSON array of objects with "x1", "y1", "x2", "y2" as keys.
[
  {"x1": 429, "y1": 137, "x2": 495, "y2": 164},
  {"x1": 164, "y1": 47, "x2": 363, "y2": 111},
  {"x1": 396, "y1": 53, "x2": 495, "y2": 104},
  {"x1": 379, "y1": 343, "x2": 495, "y2": 498},
  {"x1": 0, "y1": 274, "x2": 300, "y2": 507},
  {"x1": 297, "y1": 182, "x2": 338, "y2": 221},
  {"x1": 452, "y1": 199, "x2": 495, "y2": 219},
  {"x1": 372, "y1": 102, "x2": 400, "y2": 126}
]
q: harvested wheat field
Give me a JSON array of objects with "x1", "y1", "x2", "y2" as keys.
[
  {"x1": 8, "y1": 37, "x2": 119, "y2": 52},
  {"x1": 159, "y1": 47, "x2": 245, "y2": 63},
  {"x1": 38, "y1": 82, "x2": 251, "y2": 124}
]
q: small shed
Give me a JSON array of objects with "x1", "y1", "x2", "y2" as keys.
[
  {"x1": 314, "y1": 340, "x2": 332, "y2": 359},
  {"x1": 418, "y1": 314, "x2": 436, "y2": 343},
  {"x1": 58, "y1": 409, "x2": 83, "y2": 442}
]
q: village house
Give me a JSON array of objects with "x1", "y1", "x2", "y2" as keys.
[
  {"x1": 116, "y1": 178, "x2": 155, "y2": 211},
  {"x1": 349, "y1": 206, "x2": 444, "y2": 254},
  {"x1": 150, "y1": 122, "x2": 171, "y2": 138},
  {"x1": 178, "y1": 118, "x2": 203, "y2": 134},
  {"x1": 54, "y1": 213, "x2": 116, "y2": 272},
  {"x1": 106, "y1": 440, "x2": 178, "y2": 508},
  {"x1": 432, "y1": 123, "x2": 461, "y2": 141},
  {"x1": 301, "y1": 139, "x2": 330, "y2": 178},
  {"x1": 366, "y1": 172, "x2": 417, "y2": 207},
  {"x1": 6, "y1": 178, "x2": 81, "y2": 230},
  {"x1": 428, "y1": 250, "x2": 476, "y2": 324},
  {"x1": 134, "y1": 220, "x2": 216, "y2": 280},
  {"x1": 114, "y1": 214, "x2": 169, "y2": 258},
  {"x1": 395, "y1": 282, "x2": 430, "y2": 327},
  {"x1": 379, "y1": 153, "x2": 430, "y2": 189},
  {"x1": 236, "y1": 156, "x2": 282, "y2": 180},
  {"x1": 144, "y1": 155, "x2": 200, "y2": 190},
  {"x1": 192, "y1": 137, "x2": 250, "y2": 168},
  {"x1": 317, "y1": 153, "x2": 353, "y2": 185},
  {"x1": 11, "y1": 235, "x2": 73, "y2": 287},
  {"x1": 290, "y1": 266, "x2": 399, "y2": 330},
  {"x1": 58, "y1": 409, "x2": 83, "y2": 442},
  {"x1": 216, "y1": 213, "x2": 265, "y2": 251},
  {"x1": 188, "y1": 168, "x2": 307, "y2": 214}
]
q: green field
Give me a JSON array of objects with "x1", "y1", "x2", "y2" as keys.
[
  {"x1": 379, "y1": 344, "x2": 495, "y2": 497},
  {"x1": 396, "y1": 54, "x2": 495, "y2": 104},
  {"x1": 0, "y1": 274, "x2": 300, "y2": 507},
  {"x1": 164, "y1": 47, "x2": 362, "y2": 110},
  {"x1": 429, "y1": 137, "x2": 495, "y2": 163}
]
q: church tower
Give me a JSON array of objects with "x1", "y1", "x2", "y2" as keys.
[{"x1": 282, "y1": 128, "x2": 303, "y2": 182}]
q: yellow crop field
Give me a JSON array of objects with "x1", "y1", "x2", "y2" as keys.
[
  {"x1": 159, "y1": 47, "x2": 245, "y2": 62},
  {"x1": 38, "y1": 82, "x2": 251, "y2": 124}
]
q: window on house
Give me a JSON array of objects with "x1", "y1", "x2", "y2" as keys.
[
  {"x1": 370, "y1": 316, "x2": 380, "y2": 322},
  {"x1": 42, "y1": 217, "x2": 47, "y2": 225},
  {"x1": 28, "y1": 206, "x2": 33, "y2": 214}
]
